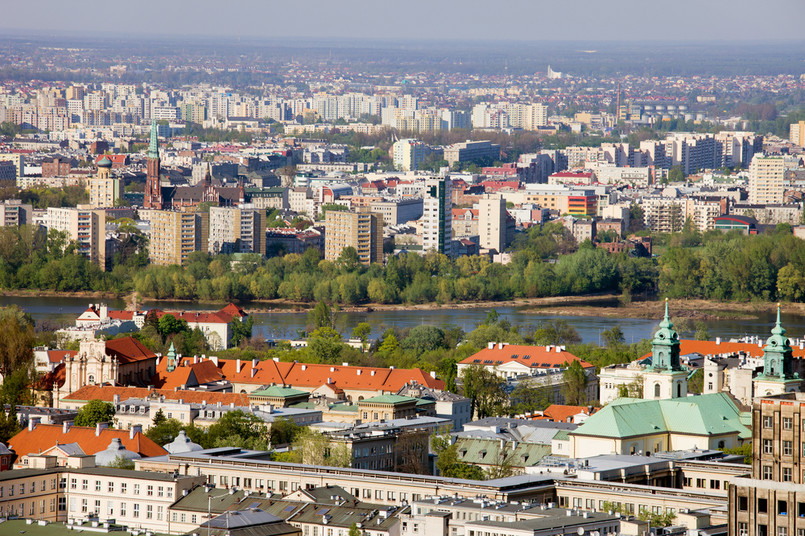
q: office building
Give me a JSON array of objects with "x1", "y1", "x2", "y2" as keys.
[
  {"x1": 444, "y1": 140, "x2": 500, "y2": 166},
  {"x1": 422, "y1": 177, "x2": 452, "y2": 256},
  {"x1": 87, "y1": 156, "x2": 124, "y2": 208},
  {"x1": 748, "y1": 155, "x2": 786, "y2": 205},
  {"x1": 148, "y1": 210, "x2": 206, "y2": 266},
  {"x1": 393, "y1": 139, "x2": 427, "y2": 171},
  {"x1": 208, "y1": 204, "x2": 266, "y2": 256},
  {"x1": 324, "y1": 210, "x2": 383, "y2": 265},
  {"x1": 43, "y1": 206, "x2": 106, "y2": 269}
]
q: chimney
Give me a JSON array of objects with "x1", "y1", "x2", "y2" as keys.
[
  {"x1": 130, "y1": 425, "x2": 142, "y2": 439},
  {"x1": 113, "y1": 394, "x2": 120, "y2": 404},
  {"x1": 251, "y1": 367, "x2": 257, "y2": 378},
  {"x1": 210, "y1": 356, "x2": 219, "y2": 367},
  {"x1": 342, "y1": 362, "x2": 349, "y2": 367},
  {"x1": 301, "y1": 365, "x2": 307, "y2": 371},
  {"x1": 237, "y1": 359, "x2": 242, "y2": 372},
  {"x1": 330, "y1": 367, "x2": 335, "y2": 372},
  {"x1": 716, "y1": 337, "x2": 721, "y2": 345},
  {"x1": 272, "y1": 357, "x2": 279, "y2": 363},
  {"x1": 100, "y1": 304, "x2": 108, "y2": 321},
  {"x1": 62, "y1": 421, "x2": 72, "y2": 434},
  {"x1": 371, "y1": 371, "x2": 375, "y2": 376},
  {"x1": 357, "y1": 370, "x2": 362, "y2": 375},
  {"x1": 327, "y1": 377, "x2": 332, "y2": 384},
  {"x1": 28, "y1": 417, "x2": 41, "y2": 431},
  {"x1": 155, "y1": 355, "x2": 161, "y2": 366},
  {"x1": 252, "y1": 358, "x2": 259, "y2": 369},
  {"x1": 498, "y1": 342, "x2": 504, "y2": 349},
  {"x1": 488, "y1": 342, "x2": 495, "y2": 349},
  {"x1": 430, "y1": 371, "x2": 437, "y2": 378},
  {"x1": 95, "y1": 422, "x2": 108, "y2": 436},
  {"x1": 193, "y1": 355, "x2": 198, "y2": 364}
]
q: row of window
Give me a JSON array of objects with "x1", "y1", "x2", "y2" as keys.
[
  {"x1": 737, "y1": 496, "x2": 805, "y2": 517},
  {"x1": 209, "y1": 474, "x2": 420, "y2": 502},
  {"x1": 68, "y1": 478, "x2": 172, "y2": 498},
  {"x1": 761, "y1": 438, "x2": 805, "y2": 457},
  {"x1": 0, "y1": 478, "x2": 58, "y2": 497},
  {"x1": 69, "y1": 498, "x2": 164, "y2": 520},
  {"x1": 682, "y1": 477, "x2": 729, "y2": 490},
  {"x1": 763, "y1": 415, "x2": 798, "y2": 429},
  {"x1": 0, "y1": 498, "x2": 59, "y2": 517}
]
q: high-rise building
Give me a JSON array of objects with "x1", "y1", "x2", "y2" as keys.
[
  {"x1": 789, "y1": 120, "x2": 805, "y2": 148},
  {"x1": 208, "y1": 204, "x2": 266, "y2": 256},
  {"x1": 392, "y1": 139, "x2": 427, "y2": 171},
  {"x1": 148, "y1": 210, "x2": 206, "y2": 266},
  {"x1": 748, "y1": 155, "x2": 785, "y2": 205},
  {"x1": 422, "y1": 178, "x2": 452, "y2": 256},
  {"x1": 478, "y1": 194, "x2": 507, "y2": 253},
  {"x1": 43, "y1": 206, "x2": 106, "y2": 269},
  {"x1": 0, "y1": 153, "x2": 25, "y2": 180},
  {"x1": 728, "y1": 309, "x2": 803, "y2": 536},
  {"x1": 324, "y1": 210, "x2": 383, "y2": 266},
  {"x1": 0, "y1": 199, "x2": 32, "y2": 227},
  {"x1": 144, "y1": 119, "x2": 163, "y2": 209},
  {"x1": 87, "y1": 156, "x2": 124, "y2": 208}
]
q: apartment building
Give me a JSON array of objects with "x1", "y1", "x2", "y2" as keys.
[
  {"x1": 208, "y1": 204, "x2": 266, "y2": 256},
  {"x1": 43, "y1": 206, "x2": 106, "y2": 269},
  {"x1": 749, "y1": 155, "x2": 786, "y2": 205},
  {"x1": 324, "y1": 210, "x2": 383, "y2": 265},
  {"x1": 478, "y1": 194, "x2": 508, "y2": 253},
  {"x1": 369, "y1": 197, "x2": 423, "y2": 226},
  {"x1": 0, "y1": 199, "x2": 32, "y2": 226},
  {"x1": 148, "y1": 210, "x2": 207, "y2": 266},
  {"x1": 790, "y1": 120, "x2": 805, "y2": 148},
  {"x1": 0, "y1": 153, "x2": 25, "y2": 179},
  {"x1": 393, "y1": 138, "x2": 427, "y2": 171},
  {"x1": 641, "y1": 197, "x2": 685, "y2": 233},
  {"x1": 422, "y1": 177, "x2": 452, "y2": 255},
  {"x1": 444, "y1": 140, "x2": 500, "y2": 166}
]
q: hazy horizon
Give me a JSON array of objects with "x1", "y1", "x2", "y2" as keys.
[{"x1": 3, "y1": 0, "x2": 805, "y2": 43}]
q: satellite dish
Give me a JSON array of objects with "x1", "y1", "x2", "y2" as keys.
[{"x1": 578, "y1": 528, "x2": 585, "y2": 535}]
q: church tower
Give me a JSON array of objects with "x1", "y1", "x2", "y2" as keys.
[
  {"x1": 753, "y1": 305, "x2": 801, "y2": 398},
  {"x1": 144, "y1": 119, "x2": 163, "y2": 209},
  {"x1": 643, "y1": 299, "x2": 688, "y2": 399}
]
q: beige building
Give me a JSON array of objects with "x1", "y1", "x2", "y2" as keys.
[
  {"x1": 0, "y1": 199, "x2": 32, "y2": 226},
  {"x1": 208, "y1": 204, "x2": 266, "y2": 256},
  {"x1": 43, "y1": 206, "x2": 106, "y2": 269},
  {"x1": 148, "y1": 210, "x2": 207, "y2": 266},
  {"x1": 393, "y1": 138, "x2": 427, "y2": 171},
  {"x1": 0, "y1": 152, "x2": 25, "y2": 179},
  {"x1": 324, "y1": 210, "x2": 383, "y2": 265},
  {"x1": 790, "y1": 120, "x2": 805, "y2": 148},
  {"x1": 748, "y1": 155, "x2": 785, "y2": 205},
  {"x1": 87, "y1": 156, "x2": 124, "y2": 208},
  {"x1": 478, "y1": 194, "x2": 507, "y2": 252}
]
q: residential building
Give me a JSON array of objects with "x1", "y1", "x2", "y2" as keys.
[
  {"x1": 393, "y1": 138, "x2": 428, "y2": 171},
  {"x1": 208, "y1": 204, "x2": 266, "y2": 256},
  {"x1": 789, "y1": 120, "x2": 805, "y2": 148},
  {"x1": 422, "y1": 177, "x2": 452, "y2": 255},
  {"x1": 0, "y1": 199, "x2": 32, "y2": 226},
  {"x1": 324, "y1": 210, "x2": 383, "y2": 265},
  {"x1": 147, "y1": 209, "x2": 206, "y2": 266},
  {"x1": 369, "y1": 197, "x2": 424, "y2": 226},
  {"x1": 43, "y1": 206, "x2": 106, "y2": 269},
  {"x1": 748, "y1": 155, "x2": 785, "y2": 205},
  {"x1": 0, "y1": 153, "x2": 25, "y2": 180},
  {"x1": 478, "y1": 194, "x2": 508, "y2": 252}
]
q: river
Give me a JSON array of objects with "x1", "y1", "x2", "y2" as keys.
[{"x1": 2, "y1": 295, "x2": 802, "y2": 346}]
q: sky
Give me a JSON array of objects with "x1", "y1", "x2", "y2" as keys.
[{"x1": 2, "y1": 0, "x2": 804, "y2": 43}]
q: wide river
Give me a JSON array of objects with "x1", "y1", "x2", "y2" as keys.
[{"x1": 3, "y1": 295, "x2": 804, "y2": 346}]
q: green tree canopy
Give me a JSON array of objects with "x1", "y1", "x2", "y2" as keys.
[{"x1": 74, "y1": 400, "x2": 115, "y2": 427}]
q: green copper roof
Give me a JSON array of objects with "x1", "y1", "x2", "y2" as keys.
[
  {"x1": 250, "y1": 386, "x2": 309, "y2": 398},
  {"x1": 360, "y1": 394, "x2": 418, "y2": 405},
  {"x1": 97, "y1": 156, "x2": 112, "y2": 167},
  {"x1": 454, "y1": 437, "x2": 551, "y2": 468},
  {"x1": 761, "y1": 304, "x2": 795, "y2": 379},
  {"x1": 572, "y1": 393, "x2": 748, "y2": 439},
  {"x1": 148, "y1": 119, "x2": 159, "y2": 159}
]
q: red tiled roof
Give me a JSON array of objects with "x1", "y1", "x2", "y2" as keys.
[
  {"x1": 61, "y1": 385, "x2": 250, "y2": 406},
  {"x1": 8, "y1": 424, "x2": 166, "y2": 458},
  {"x1": 47, "y1": 350, "x2": 76, "y2": 364},
  {"x1": 105, "y1": 337, "x2": 156, "y2": 364},
  {"x1": 638, "y1": 339, "x2": 805, "y2": 360},
  {"x1": 540, "y1": 404, "x2": 599, "y2": 423},
  {"x1": 461, "y1": 344, "x2": 593, "y2": 369}
]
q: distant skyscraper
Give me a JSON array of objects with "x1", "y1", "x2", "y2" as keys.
[
  {"x1": 324, "y1": 210, "x2": 383, "y2": 266},
  {"x1": 478, "y1": 194, "x2": 507, "y2": 253},
  {"x1": 144, "y1": 119, "x2": 163, "y2": 209},
  {"x1": 422, "y1": 178, "x2": 452, "y2": 256}
]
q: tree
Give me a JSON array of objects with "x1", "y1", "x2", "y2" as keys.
[
  {"x1": 229, "y1": 316, "x2": 254, "y2": 347},
  {"x1": 351, "y1": 322, "x2": 371, "y2": 344},
  {"x1": 207, "y1": 411, "x2": 269, "y2": 450},
  {"x1": 74, "y1": 399, "x2": 115, "y2": 427},
  {"x1": 308, "y1": 301, "x2": 332, "y2": 329},
  {"x1": 107, "y1": 455, "x2": 135, "y2": 470},
  {"x1": 431, "y1": 429, "x2": 485, "y2": 480},
  {"x1": 308, "y1": 327, "x2": 344, "y2": 363},
  {"x1": 145, "y1": 418, "x2": 184, "y2": 446},
  {"x1": 484, "y1": 441, "x2": 520, "y2": 480},
  {"x1": 158, "y1": 314, "x2": 188, "y2": 340},
  {"x1": 0, "y1": 306, "x2": 35, "y2": 379},
  {"x1": 562, "y1": 360, "x2": 589, "y2": 406},
  {"x1": 461, "y1": 365, "x2": 507, "y2": 419},
  {"x1": 349, "y1": 523, "x2": 363, "y2": 536},
  {"x1": 533, "y1": 320, "x2": 581, "y2": 346},
  {"x1": 401, "y1": 325, "x2": 446, "y2": 356},
  {"x1": 602, "y1": 326, "x2": 625, "y2": 347},
  {"x1": 152, "y1": 408, "x2": 167, "y2": 426},
  {"x1": 269, "y1": 417, "x2": 300, "y2": 447},
  {"x1": 377, "y1": 330, "x2": 400, "y2": 354}
]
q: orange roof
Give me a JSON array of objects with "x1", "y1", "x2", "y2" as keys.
[
  {"x1": 152, "y1": 358, "x2": 224, "y2": 390},
  {"x1": 105, "y1": 337, "x2": 156, "y2": 364},
  {"x1": 461, "y1": 344, "x2": 593, "y2": 369},
  {"x1": 8, "y1": 423, "x2": 166, "y2": 458},
  {"x1": 62, "y1": 385, "x2": 250, "y2": 406},
  {"x1": 46, "y1": 350, "x2": 76, "y2": 364},
  {"x1": 540, "y1": 404, "x2": 599, "y2": 423},
  {"x1": 639, "y1": 339, "x2": 805, "y2": 360}
]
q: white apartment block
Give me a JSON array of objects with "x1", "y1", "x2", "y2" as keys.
[
  {"x1": 422, "y1": 178, "x2": 452, "y2": 256},
  {"x1": 43, "y1": 207, "x2": 106, "y2": 269},
  {"x1": 208, "y1": 204, "x2": 266, "y2": 256},
  {"x1": 748, "y1": 155, "x2": 785, "y2": 205},
  {"x1": 393, "y1": 138, "x2": 427, "y2": 171},
  {"x1": 479, "y1": 194, "x2": 507, "y2": 252}
]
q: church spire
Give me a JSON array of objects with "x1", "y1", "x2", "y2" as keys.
[
  {"x1": 148, "y1": 119, "x2": 159, "y2": 159},
  {"x1": 166, "y1": 342, "x2": 177, "y2": 373},
  {"x1": 651, "y1": 298, "x2": 681, "y2": 371},
  {"x1": 763, "y1": 303, "x2": 794, "y2": 379}
]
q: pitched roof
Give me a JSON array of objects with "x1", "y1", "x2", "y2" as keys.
[
  {"x1": 639, "y1": 339, "x2": 805, "y2": 360},
  {"x1": 105, "y1": 337, "x2": 157, "y2": 364},
  {"x1": 61, "y1": 385, "x2": 250, "y2": 406},
  {"x1": 571, "y1": 393, "x2": 749, "y2": 439},
  {"x1": 461, "y1": 344, "x2": 593, "y2": 369},
  {"x1": 8, "y1": 424, "x2": 166, "y2": 458},
  {"x1": 539, "y1": 404, "x2": 599, "y2": 423},
  {"x1": 152, "y1": 358, "x2": 224, "y2": 390}
]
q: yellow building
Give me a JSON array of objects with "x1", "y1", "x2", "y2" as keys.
[
  {"x1": 790, "y1": 120, "x2": 805, "y2": 148},
  {"x1": 43, "y1": 206, "x2": 106, "y2": 269},
  {"x1": 87, "y1": 156, "x2": 124, "y2": 208},
  {"x1": 324, "y1": 210, "x2": 383, "y2": 265},
  {"x1": 148, "y1": 210, "x2": 206, "y2": 266},
  {"x1": 748, "y1": 155, "x2": 785, "y2": 205}
]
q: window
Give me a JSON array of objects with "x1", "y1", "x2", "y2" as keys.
[
  {"x1": 81, "y1": 499, "x2": 88, "y2": 513},
  {"x1": 70, "y1": 478, "x2": 76, "y2": 490},
  {"x1": 784, "y1": 468, "x2": 793, "y2": 482},
  {"x1": 147, "y1": 505, "x2": 153, "y2": 519},
  {"x1": 19, "y1": 483, "x2": 24, "y2": 495},
  {"x1": 147, "y1": 485, "x2": 153, "y2": 496},
  {"x1": 191, "y1": 514, "x2": 197, "y2": 524},
  {"x1": 764, "y1": 439, "x2": 774, "y2": 454},
  {"x1": 121, "y1": 483, "x2": 127, "y2": 494},
  {"x1": 759, "y1": 498, "x2": 768, "y2": 513},
  {"x1": 764, "y1": 416, "x2": 774, "y2": 428},
  {"x1": 133, "y1": 504, "x2": 139, "y2": 518},
  {"x1": 120, "y1": 503, "x2": 126, "y2": 517},
  {"x1": 134, "y1": 484, "x2": 140, "y2": 495},
  {"x1": 82, "y1": 479, "x2": 88, "y2": 491},
  {"x1": 95, "y1": 481, "x2": 101, "y2": 492},
  {"x1": 784, "y1": 441, "x2": 793, "y2": 456},
  {"x1": 108, "y1": 482, "x2": 114, "y2": 493},
  {"x1": 784, "y1": 417, "x2": 793, "y2": 430},
  {"x1": 158, "y1": 486, "x2": 164, "y2": 497},
  {"x1": 764, "y1": 466, "x2": 773, "y2": 480},
  {"x1": 780, "y1": 528, "x2": 788, "y2": 536},
  {"x1": 158, "y1": 506, "x2": 164, "y2": 521}
]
